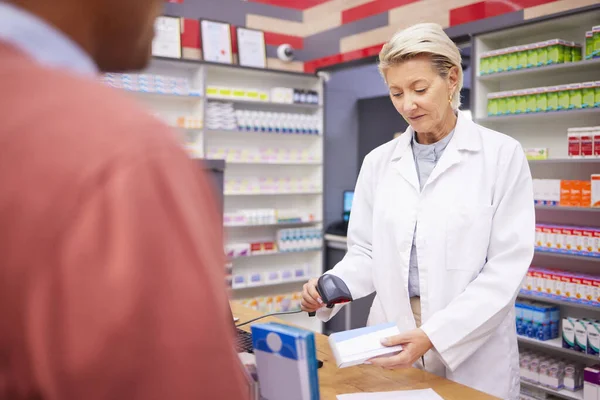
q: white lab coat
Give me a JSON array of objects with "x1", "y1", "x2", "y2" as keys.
[{"x1": 318, "y1": 111, "x2": 535, "y2": 399}]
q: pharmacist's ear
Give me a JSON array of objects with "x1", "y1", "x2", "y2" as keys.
[{"x1": 447, "y1": 66, "x2": 459, "y2": 97}]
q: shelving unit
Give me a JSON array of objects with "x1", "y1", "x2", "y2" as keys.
[
  {"x1": 521, "y1": 381, "x2": 583, "y2": 400},
  {"x1": 231, "y1": 248, "x2": 322, "y2": 259},
  {"x1": 535, "y1": 205, "x2": 600, "y2": 212},
  {"x1": 518, "y1": 292, "x2": 600, "y2": 312},
  {"x1": 517, "y1": 336, "x2": 600, "y2": 362},
  {"x1": 109, "y1": 56, "x2": 324, "y2": 333},
  {"x1": 472, "y1": 8, "x2": 600, "y2": 158},
  {"x1": 472, "y1": 9, "x2": 600, "y2": 398}
]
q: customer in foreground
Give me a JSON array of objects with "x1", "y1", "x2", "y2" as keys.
[
  {"x1": 302, "y1": 23, "x2": 535, "y2": 400},
  {"x1": 0, "y1": 0, "x2": 249, "y2": 399}
]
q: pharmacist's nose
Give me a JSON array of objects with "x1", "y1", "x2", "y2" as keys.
[{"x1": 403, "y1": 96, "x2": 417, "y2": 113}]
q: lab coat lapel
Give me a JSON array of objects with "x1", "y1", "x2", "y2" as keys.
[
  {"x1": 390, "y1": 130, "x2": 419, "y2": 193},
  {"x1": 424, "y1": 139, "x2": 461, "y2": 189}
]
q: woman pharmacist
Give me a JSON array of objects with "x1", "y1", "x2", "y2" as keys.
[{"x1": 302, "y1": 23, "x2": 535, "y2": 400}]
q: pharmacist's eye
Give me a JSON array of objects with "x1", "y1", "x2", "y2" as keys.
[
  {"x1": 416, "y1": 88, "x2": 427, "y2": 93},
  {"x1": 392, "y1": 93, "x2": 403, "y2": 98}
]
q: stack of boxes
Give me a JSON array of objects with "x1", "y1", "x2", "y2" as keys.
[
  {"x1": 520, "y1": 349, "x2": 585, "y2": 392},
  {"x1": 562, "y1": 318, "x2": 600, "y2": 356},
  {"x1": 535, "y1": 224, "x2": 600, "y2": 257},
  {"x1": 569, "y1": 127, "x2": 600, "y2": 158},
  {"x1": 232, "y1": 265, "x2": 313, "y2": 290},
  {"x1": 516, "y1": 300, "x2": 560, "y2": 341},
  {"x1": 102, "y1": 73, "x2": 199, "y2": 96},
  {"x1": 487, "y1": 82, "x2": 600, "y2": 116},
  {"x1": 586, "y1": 26, "x2": 600, "y2": 60},
  {"x1": 533, "y1": 178, "x2": 598, "y2": 208},
  {"x1": 522, "y1": 267, "x2": 599, "y2": 306},
  {"x1": 239, "y1": 292, "x2": 304, "y2": 313}
]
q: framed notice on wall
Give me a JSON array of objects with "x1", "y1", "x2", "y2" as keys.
[
  {"x1": 200, "y1": 20, "x2": 233, "y2": 64},
  {"x1": 152, "y1": 16, "x2": 182, "y2": 59},
  {"x1": 237, "y1": 27, "x2": 267, "y2": 69}
]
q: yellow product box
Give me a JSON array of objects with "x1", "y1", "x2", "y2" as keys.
[
  {"x1": 217, "y1": 87, "x2": 233, "y2": 98},
  {"x1": 258, "y1": 91, "x2": 270, "y2": 101},
  {"x1": 206, "y1": 86, "x2": 219, "y2": 97},
  {"x1": 245, "y1": 90, "x2": 260, "y2": 101}
]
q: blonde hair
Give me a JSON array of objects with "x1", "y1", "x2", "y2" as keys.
[{"x1": 378, "y1": 23, "x2": 463, "y2": 111}]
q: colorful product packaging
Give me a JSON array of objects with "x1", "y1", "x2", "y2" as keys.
[
  {"x1": 592, "y1": 175, "x2": 600, "y2": 208},
  {"x1": 525, "y1": 89, "x2": 537, "y2": 113},
  {"x1": 568, "y1": 128, "x2": 581, "y2": 157},
  {"x1": 596, "y1": 130, "x2": 600, "y2": 157},
  {"x1": 580, "y1": 129, "x2": 594, "y2": 158},
  {"x1": 582, "y1": 82, "x2": 596, "y2": 108},
  {"x1": 487, "y1": 93, "x2": 498, "y2": 116},
  {"x1": 498, "y1": 49, "x2": 509, "y2": 73},
  {"x1": 489, "y1": 50, "x2": 499, "y2": 74},
  {"x1": 527, "y1": 43, "x2": 539, "y2": 68},
  {"x1": 587, "y1": 31, "x2": 594, "y2": 59},
  {"x1": 568, "y1": 83, "x2": 583, "y2": 109},
  {"x1": 506, "y1": 92, "x2": 517, "y2": 114},
  {"x1": 596, "y1": 81, "x2": 600, "y2": 107},
  {"x1": 515, "y1": 90, "x2": 527, "y2": 114},
  {"x1": 564, "y1": 41, "x2": 573, "y2": 63},
  {"x1": 517, "y1": 45, "x2": 528, "y2": 69},
  {"x1": 537, "y1": 41, "x2": 549, "y2": 66},
  {"x1": 546, "y1": 39, "x2": 564, "y2": 64},
  {"x1": 557, "y1": 85, "x2": 570, "y2": 111},
  {"x1": 572, "y1": 43, "x2": 583, "y2": 62},
  {"x1": 546, "y1": 86, "x2": 558, "y2": 111},
  {"x1": 497, "y1": 92, "x2": 508, "y2": 115},
  {"x1": 594, "y1": 26, "x2": 600, "y2": 58},
  {"x1": 508, "y1": 47, "x2": 518, "y2": 71},
  {"x1": 480, "y1": 52, "x2": 490, "y2": 75}
]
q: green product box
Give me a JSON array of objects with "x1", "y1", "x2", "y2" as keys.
[
  {"x1": 594, "y1": 26, "x2": 600, "y2": 58},
  {"x1": 516, "y1": 45, "x2": 528, "y2": 69},
  {"x1": 527, "y1": 44, "x2": 538, "y2": 68},
  {"x1": 572, "y1": 43, "x2": 583, "y2": 62},
  {"x1": 582, "y1": 82, "x2": 595, "y2": 108},
  {"x1": 546, "y1": 40, "x2": 564, "y2": 64},
  {"x1": 557, "y1": 85, "x2": 570, "y2": 111},
  {"x1": 526, "y1": 90, "x2": 537, "y2": 113},
  {"x1": 498, "y1": 50, "x2": 509, "y2": 72},
  {"x1": 497, "y1": 93, "x2": 508, "y2": 115},
  {"x1": 515, "y1": 90, "x2": 527, "y2": 114},
  {"x1": 596, "y1": 81, "x2": 600, "y2": 107},
  {"x1": 487, "y1": 94, "x2": 498, "y2": 116},
  {"x1": 564, "y1": 42, "x2": 573, "y2": 62},
  {"x1": 507, "y1": 47, "x2": 518, "y2": 71},
  {"x1": 568, "y1": 84, "x2": 582, "y2": 109},
  {"x1": 506, "y1": 94, "x2": 517, "y2": 114},
  {"x1": 536, "y1": 88, "x2": 548, "y2": 112},
  {"x1": 489, "y1": 51, "x2": 499, "y2": 74},
  {"x1": 585, "y1": 32, "x2": 593, "y2": 59},
  {"x1": 545, "y1": 87, "x2": 557, "y2": 111},
  {"x1": 480, "y1": 54, "x2": 490, "y2": 75},
  {"x1": 537, "y1": 42, "x2": 548, "y2": 66}
]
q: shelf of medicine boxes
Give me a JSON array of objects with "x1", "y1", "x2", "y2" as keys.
[
  {"x1": 225, "y1": 220, "x2": 323, "y2": 228},
  {"x1": 533, "y1": 250, "x2": 600, "y2": 262},
  {"x1": 520, "y1": 380, "x2": 583, "y2": 400},
  {"x1": 204, "y1": 62, "x2": 324, "y2": 333},
  {"x1": 517, "y1": 292, "x2": 600, "y2": 312},
  {"x1": 471, "y1": 7, "x2": 600, "y2": 159},
  {"x1": 535, "y1": 205, "x2": 600, "y2": 212},
  {"x1": 518, "y1": 334, "x2": 600, "y2": 363}
]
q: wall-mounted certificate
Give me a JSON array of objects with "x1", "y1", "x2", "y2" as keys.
[
  {"x1": 152, "y1": 16, "x2": 182, "y2": 59},
  {"x1": 200, "y1": 20, "x2": 233, "y2": 64},
  {"x1": 237, "y1": 27, "x2": 267, "y2": 69}
]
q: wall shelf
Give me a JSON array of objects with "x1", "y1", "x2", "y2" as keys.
[
  {"x1": 205, "y1": 129, "x2": 322, "y2": 138},
  {"x1": 233, "y1": 277, "x2": 310, "y2": 290},
  {"x1": 520, "y1": 381, "x2": 582, "y2": 400},
  {"x1": 518, "y1": 292, "x2": 599, "y2": 311},
  {"x1": 224, "y1": 160, "x2": 322, "y2": 166},
  {"x1": 225, "y1": 190, "x2": 323, "y2": 196},
  {"x1": 534, "y1": 249, "x2": 600, "y2": 262},
  {"x1": 529, "y1": 159, "x2": 600, "y2": 164},
  {"x1": 230, "y1": 248, "x2": 322, "y2": 260},
  {"x1": 535, "y1": 205, "x2": 600, "y2": 212},
  {"x1": 225, "y1": 220, "x2": 322, "y2": 228},
  {"x1": 478, "y1": 58, "x2": 600, "y2": 82},
  {"x1": 517, "y1": 336, "x2": 600, "y2": 362},
  {"x1": 475, "y1": 108, "x2": 600, "y2": 124},
  {"x1": 206, "y1": 97, "x2": 321, "y2": 110}
]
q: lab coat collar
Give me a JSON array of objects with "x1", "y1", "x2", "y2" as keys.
[{"x1": 391, "y1": 110, "x2": 481, "y2": 161}]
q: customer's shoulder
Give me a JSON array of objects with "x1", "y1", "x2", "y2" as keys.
[{"x1": 3, "y1": 62, "x2": 178, "y2": 153}]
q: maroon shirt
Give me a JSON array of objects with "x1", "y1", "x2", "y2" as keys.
[{"x1": 0, "y1": 43, "x2": 249, "y2": 400}]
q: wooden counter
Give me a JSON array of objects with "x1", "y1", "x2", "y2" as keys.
[{"x1": 231, "y1": 302, "x2": 499, "y2": 400}]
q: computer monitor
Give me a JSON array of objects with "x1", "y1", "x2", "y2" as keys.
[{"x1": 343, "y1": 191, "x2": 354, "y2": 222}]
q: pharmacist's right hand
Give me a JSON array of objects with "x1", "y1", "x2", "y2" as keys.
[{"x1": 301, "y1": 277, "x2": 324, "y2": 313}]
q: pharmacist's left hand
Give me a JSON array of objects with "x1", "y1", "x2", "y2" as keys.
[{"x1": 368, "y1": 328, "x2": 433, "y2": 369}]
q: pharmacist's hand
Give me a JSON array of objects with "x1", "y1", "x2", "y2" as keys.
[
  {"x1": 368, "y1": 328, "x2": 433, "y2": 369},
  {"x1": 301, "y1": 277, "x2": 324, "y2": 313}
]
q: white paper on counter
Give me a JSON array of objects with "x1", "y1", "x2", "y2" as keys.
[{"x1": 337, "y1": 388, "x2": 444, "y2": 400}]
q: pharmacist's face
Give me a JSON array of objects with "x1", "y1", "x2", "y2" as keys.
[{"x1": 385, "y1": 55, "x2": 457, "y2": 133}]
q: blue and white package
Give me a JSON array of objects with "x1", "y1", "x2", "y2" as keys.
[{"x1": 251, "y1": 323, "x2": 320, "y2": 400}]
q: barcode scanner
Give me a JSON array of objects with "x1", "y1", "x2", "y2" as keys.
[{"x1": 308, "y1": 275, "x2": 353, "y2": 317}]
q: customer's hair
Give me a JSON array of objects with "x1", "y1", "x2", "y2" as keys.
[{"x1": 379, "y1": 23, "x2": 463, "y2": 111}]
